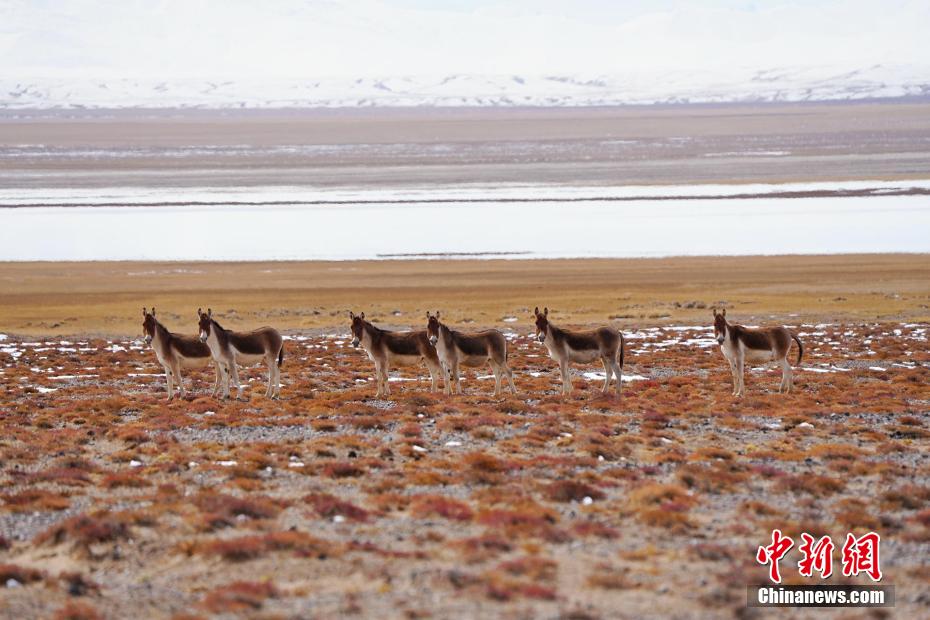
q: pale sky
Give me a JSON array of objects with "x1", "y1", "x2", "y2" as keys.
[{"x1": 1, "y1": 0, "x2": 927, "y2": 79}]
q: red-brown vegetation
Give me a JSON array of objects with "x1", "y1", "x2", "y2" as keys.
[
  {"x1": 196, "y1": 530, "x2": 339, "y2": 562},
  {"x1": 542, "y1": 480, "x2": 605, "y2": 503},
  {"x1": 202, "y1": 581, "x2": 277, "y2": 613},
  {"x1": 0, "y1": 320, "x2": 926, "y2": 618},
  {"x1": 35, "y1": 512, "x2": 130, "y2": 551},
  {"x1": 410, "y1": 495, "x2": 474, "y2": 521},
  {"x1": 305, "y1": 492, "x2": 370, "y2": 522}
]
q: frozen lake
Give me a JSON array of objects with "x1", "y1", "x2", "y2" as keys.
[{"x1": 1, "y1": 184, "x2": 928, "y2": 261}]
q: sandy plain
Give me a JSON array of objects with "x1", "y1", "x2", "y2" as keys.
[{"x1": 2, "y1": 102, "x2": 930, "y2": 189}]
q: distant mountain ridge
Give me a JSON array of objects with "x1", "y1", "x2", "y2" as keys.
[{"x1": 3, "y1": 65, "x2": 929, "y2": 109}]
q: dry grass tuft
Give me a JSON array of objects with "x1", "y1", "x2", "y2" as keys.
[
  {"x1": 2, "y1": 489, "x2": 70, "y2": 512},
  {"x1": 196, "y1": 530, "x2": 339, "y2": 562},
  {"x1": 305, "y1": 493, "x2": 370, "y2": 522},
  {"x1": 775, "y1": 474, "x2": 846, "y2": 497},
  {"x1": 202, "y1": 581, "x2": 277, "y2": 614},
  {"x1": 100, "y1": 471, "x2": 151, "y2": 489},
  {"x1": 586, "y1": 563, "x2": 634, "y2": 590},
  {"x1": 410, "y1": 495, "x2": 474, "y2": 522},
  {"x1": 322, "y1": 461, "x2": 365, "y2": 478},
  {"x1": 52, "y1": 602, "x2": 103, "y2": 620},
  {"x1": 193, "y1": 492, "x2": 286, "y2": 523},
  {"x1": 628, "y1": 483, "x2": 697, "y2": 532},
  {"x1": 35, "y1": 512, "x2": 130, "y2": 551},
  {"x1": 0, "y1": 563, "x2": 45, "y2": 585},
  {"x1": 542, "y1": 480, "x2": 605, "y2": 503}
]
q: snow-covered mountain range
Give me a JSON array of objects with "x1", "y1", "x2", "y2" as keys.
[{"x1": 3, "y1": 65, "x2": 929, "y2": 109}]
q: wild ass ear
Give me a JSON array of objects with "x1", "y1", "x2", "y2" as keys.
[
  {"x1": 721, "y1": 308, "x2": 726, "y2": 317},
  {"x1": 349, "y1": 311, "x2": 355, "y2": 319},
  {"x1": 436, "y1": 311, "x2": 440, "y2": 319},
  {"x1": 151, "y1": 307, "x2": 156, "y2": 316},
  {"x1": 533, "y1": 306, "x2": 539, "y2": 316},
  {"x1": 207, "y1": 308, "x2": 212, "y2": 317},
  {"x1": 544, "y1": 307, "x2": 549, "y2": 317},
  {"x1": 197, "y1": 307, "x2": 202, "y2": 317},
  {"x1": 142, "y1": 307, "x2": 147, "y2": 316},
  {"x1": 359, "y1": 312, "x2": 365, "y2": 320},
  {"x1": 711, "y1": 307, "x2": 717, "y2": 316}
]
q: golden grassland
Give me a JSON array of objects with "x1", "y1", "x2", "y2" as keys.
[
  {"x1": 0, "y1": 320, "x2": 927, "y2": 618},
  {"x1": 1, "y1": 254, "x2": 929, "y2": 336}
]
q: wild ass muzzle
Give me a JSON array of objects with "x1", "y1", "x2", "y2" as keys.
[
  {"x1": 142, "y1": 307, "x2": 222, "y2": 400},
  {"x1": 349, "y1": 311, "x2": 442, "y2": 397},
  {"x1": 533, "y1": 307, "x2": 625, "y2": 396},
  {"x1": 197, "y1": 308, "x2": 284, "y2": 399},
  {"x1": 712, "y1": 308, "x2": 803, "y2": 397},
  {"x1": 426, "y1": 312, "x2": 516, "y2": 396}
]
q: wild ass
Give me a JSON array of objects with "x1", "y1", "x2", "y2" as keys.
[
  {"x1": 349, "y1": 311, "x2": 442, "y2": 397},
  {"x1": 197, "y1": 308, "x2": 284, "y2": 399},
  {"x1": 712, "y1": 308, "x2": 803, "y2": 397},
  {"x1": 426, "y1": 312, "x2": 516, "y2": 396},
  {"x1": 533, "y1": 307, "x2": 625, "y2": 396},
  {"x1": 142, "y1": 307, "x2": 222, "y2": 400}
]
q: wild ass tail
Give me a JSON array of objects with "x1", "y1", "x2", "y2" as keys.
[
  {"x1": 617, "y1": 332, "x2": 625, "y2": 369},
  {"x1": 277, "y1": 345, "x2": 284, "y2": 368},
  {"x1": 791, "y1": 333, "x2": 803, "y2": 366}
]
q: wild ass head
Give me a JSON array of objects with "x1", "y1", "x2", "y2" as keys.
[
  {"x1": 712, "y1": 308, "x2": 728, "y2": 345},
  {"x1": 533, "y1": 307, "x2": 549, "y2": 343},
  {"x1": 142, "y1": 307, "x2": 157, "y2": 345},
  {"x1": 426, "y1": 311, "x2": 441, "y2": 347},
  {"x1": 197, "y1": 308, "x2": 214, "y2": 343},
  {"x1": 349, "y1": 311, "x2": 366, "y2": 348}
]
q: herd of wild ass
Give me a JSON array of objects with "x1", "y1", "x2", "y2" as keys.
[{"x1": 140, "y1": 306, "x2": 804, "y2": 401}]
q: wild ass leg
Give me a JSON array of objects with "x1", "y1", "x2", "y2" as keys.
[
  {"x1": 779, "y1": 357, "x2": 792, "y2": 394},
  {"x1": 559, "y1": 360, "x2": 572, "y2": 394},
  {"x1": 272, "y1": 362, "x2": 281, "y2": 399},
  {"x1": 382, "y1": 362, "x2": 392, "y2": 397},
  {"x1": 211, "y1": 363, "x2": 222, "y2": 397},
  {"x1": 440, "y1": 362, "x2": 452, "y2": 395},
  {"x1": 424, "y1": 359, "x2": 440, "y2": 393},
  {"x1": 227, "y1": 358, "x2": 242, "y2": 400},
  {"x1": 726, "y1": 358, "x2": 738, "y2": 395},
  {"x1": 735, "y1": 351, "x2": 745, "y2": 397},
  {"x1": 266, "y1": 355, "x2": 280, "y2": 399},
  {"x1": 221, "y1": 362, "x2": 232, "y2": 399},
  {"x1": 171, "y1": 361, "x2": 186, "y2": 399},
  {"x1": 489, "y1": 360, "x2": 503, "y2": 397},
  {"x1": 600, "y1": 357, "x2": 613, "y2": 394},
  {"x1": 503, "y1": 362, "x2": 517, "y2": 395},
  {"x1": 372, "y1": 360, "x2": 384, "y2": 397},
  {"x1": 452, "y1": 361, "x2": 462, "y2": 394},
  {"x1": 611, "y1": 360, "x2": 623, "y2": 396},
  {"x1": 163, "y1": 364, "x2": 175, "y2": 400},
  {"x1": 265, "y1": 359, "x2": 274, "y2": 398}
]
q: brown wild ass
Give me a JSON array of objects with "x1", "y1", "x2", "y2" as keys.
[
  {"x1": 197, "y1": 308, "x2": 284, "y2": 399},
  {"x1": 533, "y1": 307, "x2": 625, "y2": 396},
  {"x1": 142, "y1": 307, "x2": 222, "y2": 400},
  {"x1": 712, "y1": 308, "x2": 803, "y2": 397},
  {"x1": 426, "y1": 312, "x2": 516, "y2": 396},
  {"x1": 349, "y1": 311, "x2": 442, "y2": 397}
]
